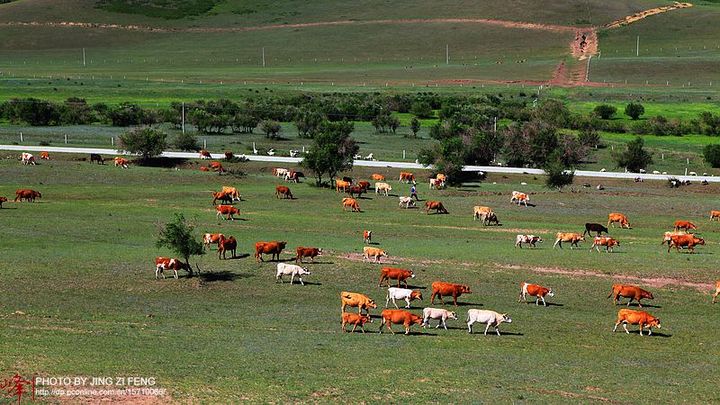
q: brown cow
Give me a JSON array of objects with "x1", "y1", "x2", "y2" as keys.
[
  {"x1": 0, "y1": 196, "x2": 6, "y2": 208},
  {"x1": 607, "y1": 213, "x2": 631, "y2": 229},
  {"x1": 215, "y1": 205, "x2": 239, "y2": 220},
  {"x1": 398, "y1": 172, "x2": 415, "y2": 183},
  {"x1": 363, "y1": 246, "x2": 387, "y2": 263},
  {"x1": 276, "y1": 185, "x2": 293, "y2": 199},
  {"x1": 341, "y1": 312, "x2": 373, "y2": 333},
  {"x1": 379, "y1": 267, "x2": 415, "y2": 288},
  {"x1": 212, "y1": 191, "x2": 234, "y2": 205},
  {"x1": 342, "y1": 198, "x2": 361, "y2": 212},
  {"x1": 346, "y1": 185, "x2": 365, "y2": 199},
  {"x1": 295, "y1": 247, "x2": 322, "y2": 263},
  {"x1": 371, "y1": 173, "x2": 385, "y2": 181},
  {"x1": 673, "y1": 220, "x2": 697, "y2": 232},
  {"x1": 608, "y1": 284, "x2": 654, "y2": 307},
  {"x1": 518, "y1": 282, "x2": 555, "y2": 306},
  {"x1": 209, "y1": 161, "x2": 225, "y2": 173},
  {"x1": 379, "y1": 309, "x2": 423, "y2": 335},
  {"x1": 154, "y1": 257, "x2": 191, "y2": 279},
  {"x1": 255, "y1": 241, "x2": 287, "y2": 262},
  {"x1": 712, "y1": 280, "x2": 720, "y2": 304},
  {"x1": 340, "y1": 291, "x2": 377, "y2": 315},
  {"x1": 363, "y1": 230, "x2": 372, "y2": 244},
  {"x1": 199, "y1": 150, "x2": 211, "y2": 159},
  {"x1": 591, "y1": 236, "x2": 620, "y2": 253},
  {"x1": 711, "y1": 210, "x2": 720, "y2": 221},
  {"x1": 203, "y1": 233, "x2": 224, "y2": 250},
  {"x1": 424, "y1": 200, "x2": 448, "y2": 214},
  {"x1": 431, "y1": 282, "x2": 472, "y2": 306},
  {"x1": 613, "y1": 309, "x2": 661, "y2": 336},
  {"x1": 40, "y1": 151, "x2": 50, "y2": 160},
  {"x1": 114, "y1": 157, "x2": 130, "y2": 168},
  {"x1": 335, "y1": 179, "x2": 351, "y2": 193},
  {"x1": 668, "y1": 234, "x2": 705, "y2": 253},
  {"x1": 553, "y1": 232, "x2": 585, "y2": 249},
  {"x1": 217, "y1": 235, "x2": 237, "y2": 259},
  {"x1": 14, "y1": 189, "x2": 41, "y2": 202},
  {"x1": 199, "y1": 166, "x2": 210, "y2": 172},
  {"x1": 221, "y1": 186, "x2": 241, "y2": 201}
]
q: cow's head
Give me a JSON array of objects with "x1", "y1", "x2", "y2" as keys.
[
  {"x1": 366, "y1": 300, "x2": 378, "y2": 309},
  {"x1": 546, "y1": 288, "x2": 555, "y2": 297},
  {"x1": 380, "y1": 250, "x2": 388, "y2": 257},
  {"x1": 317, "y1": 248, "x2": 324, "y2": 255},
  {"x1": 535, "y1": 237, "x2": 544, "y2": 243},
  {"x1": 641, "y1": 290, "x2": 654, "y2": 300},
  {"x1": 448, "y1": 311, "x2": 458, "y2": 320},
  {"x1": 695, "y1": 237, "x2": 706, "y2": 245},
  {"x1": 460, "y1": 285, "x2": 472, "y2": 294},
  {"x1": 411, "y1": 291, "x2": 423, "y2": 301},
  {"x1": 410, "y1": 314, "x2": 424, "y2": 325},
  {"x1": 647, "y1": 317, "x2": 661, "y2": 328},
  {"x1": 500, "y1": 314, "x2": 512, "y2": 323},
  {"x1": 409, "y1": 271, "x2": 416, "y2": 279},
  {"x1": 361, "y1": 314, "x2": 373, "y2": 323},
  {"x1": 279, "y1": 241, "x2": 288, "y2": 249}
]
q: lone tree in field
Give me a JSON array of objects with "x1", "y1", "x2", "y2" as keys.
[
  {"x1": 301, "y1": 120, "x2": 358, "y2": 186},
  {"x1": 118, "y1": 127, "x2": 168, "y2": 162},
  {"x1": 625, "y1": 102, "x2": 645, "y2": 120},
  {"x1": 613, "y1": 136, "x2": 653, "y2": 172},
  {"x1": 703, "y1": 144, "x2": 720, "y2": 168},
  {"x1": 259, "y1": 119, "x2": 281, "y2": 139},
  {"x1": 543, "y1": 151, "x2": 575, "y2": 190},
  {"x1": 410, "y1": 117, "x2": 421, "y2": 138},
  {"x1": 155, "y1": 213, "x2": 205, "y2": 277},
  {"x1": 593, "y1": 104, "x2": 617, "y2": 120},
  {"x1": 174, "y1": 131, "x2": 200, "y2": 152}
]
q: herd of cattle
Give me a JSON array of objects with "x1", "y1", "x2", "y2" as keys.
[{"x1": 9, "y1": 154, "x2": 719, "y2": 337}]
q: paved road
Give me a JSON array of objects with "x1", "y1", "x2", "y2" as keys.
[{"x1": 2, "y1": 144, "x2": 716, "y2": 183}]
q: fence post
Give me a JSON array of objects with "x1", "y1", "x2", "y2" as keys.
[
  {"x1": 65, "y1": 134, "x2": 68, "y2": 144},
  {"x1": 111, "y1": 137, "x2": 114, "y2": 146},
  {"x1": 204, "y1": 139, "x2": 207, "y2": 149},
  {"x1": 20, "y1": 132, "x2": 23, "y2": 142}
]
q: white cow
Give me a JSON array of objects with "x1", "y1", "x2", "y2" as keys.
[
  {"x1": 429, "y1": 178, "x2": 445, "y2": 189},
  {"x1": 398, "y1": 196, "x2": 415, "y2": 209},
  {"x1": 422, "y1": 308, "x2": 458, "y2": 330},
  {"x1": 466, "y1": 309, "x2": 512, "y2": 335},
  {"x1": 275, "y1": 263, "x2": 311, "y2": 285},
  {"x1": 273, "y1": 168, "x2": 289, "y2": 177},
  {"x1": 515, "y1": 234, "x2": 543, "y2": 248},
  {"x1": 386, "y1": 287, "x2": 422, "y2": 309},
  {"x1": 375, "y1": 182, "x2": 392, "y2": 196},
  {"x1": 21, "y1": 153, "x2": 36, "y2": 165}
]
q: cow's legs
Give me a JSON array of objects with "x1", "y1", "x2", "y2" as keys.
[
  {"x1": 392, "y1": 298, "x2": 400, "y2": 309},
  {"x1": 622, "y1": 323, "x2": 630, "y2": 334},
  {"x1": 612, "y1": 322, "x2": 619, "y2": 332},
  {"x1": 553, "y1": 239, "x2": 562, "y2": 249},
  {"x1": 713, "y1": 291, "x2": 720, "y2": 304},
  {"x1": 467, "y1": 320, "x2": 473, "y2": 334},
  {"x1": 495, "y1": 325, "x2": 501, "y2": 336},
  {"x1": 299, "y1": 276, "x2": 305, "y2": 286},
  {"x1": 404, "y1": 298, "x2": 411, "y2": 309},
  {"x1": 535, "y1": 297, "x2": 540, "y2": 306},
  {"x1": 351, "y1": 324, "x2": 357, "y2": 333},
  {"x1": 442, "y1": 319, "x2": 448, "y2": 330},
  {"x1": 541, "y1": 296, "x2": 547, "y2": 306},
  {"x1": 173, "y1": 269, "x2": 178, "y2": 279},
  {"x1": 484, "y1": 322, "x2": 492, "y2": 336},
  {"x1": 452, "y1": 294, "x2": 458, "y2": 306},
  {"x1": 276, "y1": 274, "x2": 283, "y2": 283}
]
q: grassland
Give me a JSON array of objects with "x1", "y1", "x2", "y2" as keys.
[{"x1": 1, "y1": 156, "x2": 720, "y2": 402}]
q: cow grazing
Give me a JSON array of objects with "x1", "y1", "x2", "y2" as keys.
[
  {"x1": 340, "y1": 292, "x2": 377, "y2": 314},
  {"x1": 711, "y1": 210, "x2": 720, "y2": 221},
  {"x1": 39, "y1": 151, "x2": 50, "y2": 160},
  {"x1": 342, "y1": 197, "x2": 361, "y2": 212},
  {"x1": 607, "y1": 213, "x2": 631, "y2": 229},
  {"x1": 363, "y1": 246, "x2": 387, "y2": 263},
  {"x1": 255, "y1": 241, "x2": 287, "y2": 262},
  {"x1": 276, "y1": 263, "x2": 311, "y2": 285},
  {"x1": 273, "y1": 168, "x2": 289, "y2": 177},
  {"x1": 583, "y1": 223, "x2": 609, "y2": 237},
  {"x1": 613, "y1": 309, "x2": 661, "y2": 336},
  {"x1": 674, "y1": 220, "x2": 697, "y2": 232},
  {"x1": 712, "y1": 280, "x2": 720, "y2": 304},
  {"x1": 90, "y1": 153, "x2": 104, "y2": 164},
  {"x1": 466, "y1": 309, "x2": 512, "y2": 335},
  {"x1": 215, "y1": 205, "x2": 240, "y2": 220},
  {"x1": 379, "y1": 267, "x2": 415, "y2": 288},
  {"x1": 473, "y1": 206, "x2": 492, "y2": 221},
  {"x1": 335, "y1": 179, "x2": 351, "y2": 193},
  {"x1": 591, "y1": 236, "x2": 620, "y2": 253},
  {"x1": 510, "y1": 191, "x2": 529, "y2": 206},
  {"x1": 114, "y1": 157, "x2": 130, "y2": 168},
  {"x1": 199, "y1": 150, "x2": 211, "y2": 159},
  {"x1": 154, "y1": 257, "x2": 190, "y2": 279},
  {"x1": 203, "y1": 233, "x2": 224, "y2": 249},
  {"x1": 341, "y1": 312, "x2": 373, "y2": 333},
  {"x1": 386, "y1": 287, "x2": 423, "y2": 309},
  {"x1": 480, "y1": 212, "x2": 499, "y2": 226},
  {"x1": 399, "y1": 196, "x2": 415, "y2": 209},
  {"x1": 14, "y1": 189, "x2": 41, "y2": 202},
  {"x1": 668, "y1": 234, "x2": 704, "y2": 253},
  {"x1": 608, "y1": 284, "x2": 654, "y2": 307},
  {"x1": 424, "y1": 200, "x2": 448, "y2": 214},
  {"x1": 21, "y1": 152, "x2": 36, "y2": 165},
  {"x1": 199, "y1": 166, "x2": 210, "y2": 172},
  {"x1": 347, "y1": 185, "x2": 365, "y2": 198},
  {"x1": 357, "y1": 181, "x2": 370, "y2": 190},
  {"x1": 429, "y1": 178, "x2": 445, "y2": 189},
  {"x1": 209, "y1": 161, "x2": 225, "y2": 173},
  {"x1": 221, "y1": 186, "x2": 241, "y2": 202},
  {"x1": 212, "y1": 191, "x2": 234, "y2": 205},
  {"x1": 422, "y1": 308, "x2": 457, "y2": 330},
  {"x1": 0, "y1": 196, "x2": 7, "y2": 208},
  {"x1": 398, "y1": 172, "x2": 415, "y2": 183},
  {"x1": 275, "y1": 185, "x2": 293, "y2": 199},
  {"x1": 431, "y1": 282, "x2": 472, "y2": 306},
  {"x1": 363, "y1": 230, "x2": 372, "y2": 244},
  {"x1": 371, "y1": 173, "x2": 386, "y2": 181},
  {"x1": 284, "y1": 171, "x2": 303, "y2": 183},
  {"x1": 518, "y1": 282, "x2": 555, "y2": 306},
  {"x1": 375, "y1": 182, "x2": 392, "y2": 196},
  {"x1": 553, "y1": 232, "x2": 585, "y2": 249},
  {"x1": 295, "y1": 247, "x2": 322, "y2": 263},
  {"x1": 515, "y1": 235, "x2": 542, "y2": 248},
  {"x1": 217, "y1": 235, "x2": 237, "y2": 259},
  {"x1": 379, "y1": 309, "x2": 423, "y2": 335}
]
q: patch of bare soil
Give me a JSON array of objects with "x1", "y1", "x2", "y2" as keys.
[{"x1": 529, "y1": 388, "x2": 618, "y2": 403}]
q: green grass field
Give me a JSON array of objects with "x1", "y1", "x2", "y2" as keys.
[{"x1": 1, "y1": 156, "x2": 720, "y2": 402}]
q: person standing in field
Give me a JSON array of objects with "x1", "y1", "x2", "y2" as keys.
[{"x1": 410, "y1": 183, "x2": 419, "y2": 201}]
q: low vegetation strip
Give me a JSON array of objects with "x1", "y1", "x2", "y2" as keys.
[{"x1": 604, "y1": 2, "x2": 693, "y2": 29}]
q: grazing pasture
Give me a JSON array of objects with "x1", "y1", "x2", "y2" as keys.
[{"x1": 1, "y1": 156, "x2": 720, "y2": 402}]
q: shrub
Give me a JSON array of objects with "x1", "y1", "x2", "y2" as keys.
[
  {"x1": 593, "y1": 104, "x2": 617, "y2": 120},
  {"x1": 174, "y1": 132, "x2": 200, "y2": 152},
  {"x1": 118, "y1": 127, "x2": 168, "y2": 161},
  {"x1": 613, "y1": 136, "x2": 652, "y2": 172},
  {"x1": 703, "y1": 144, "x2": 720, "y2": 168},
  {"x1": 259, "y1": 120, "x2": 282, "y2": 139},
  {"x1": 625, "y1": 102, "x2": 645, "y2": 120}
]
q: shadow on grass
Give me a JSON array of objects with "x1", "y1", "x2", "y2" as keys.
[
  {"x1": 222, "y1": 253, "x2": 251, "y2": 260},
  {"x1": 199, "y1": 271, "x2": 253, "y2": 282},
  {"x1": 139, "y1": 157, "x2": 190, "y2": 168}
]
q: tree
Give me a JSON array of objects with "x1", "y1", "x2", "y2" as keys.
[
  {"x1": 118, "y1": 127, "x2": 168, "y2": 161},
  {"x1": 593, "y1": 104, "x2": 617, "y2": 120},
  {"x1": 294, "y1": 109, "x2": 325, "y2": 138},
  {"x1": 625, "y1": 102, "x2": 645, "y2": 120},
  {"x1": 260, "y1": 120, "x2": 281, "y2": 139},
  {"x1": 109, "y1": 102, "x2": 149, "y2": 126},
  {"x1": 301, "y1": 120, "x2": 358, "y2": 186},
  {"x1": 410, "y1": 101, "x2": 433, "y2": 118},
  {"x1": 231, "y1": 111, "x2": 259, "y2": 134},
  {"x1": 155, "y1": 213, "x2": 205, "y2": 277},
  {"x1": 703, "y1": 144, "x2": 720, "y2": 168},
  {"x1": 410, "y1": 117, "x2": 421, "y2": 138},
  {"x1": 174, "y1": 131, "x2": 200, "y2": 152},
  {"x1": 578, "y1": 127, "x2": 601, "y2": 148},
  {"x1": 613, "y1": 136, "x2": 653, "y2": 172},
  {"x1": 532, "y1": 99, "x2": 570, "y2": 128},
  {"x1": 543, "y1": 152, "x2": 575, "y2": 190}
]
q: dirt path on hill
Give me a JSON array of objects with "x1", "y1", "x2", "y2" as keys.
[
  {"x1": 604, "y1": 2, "x2": 693, "y2": 29},
  {"x1": 338, "y1": 253, "x2": 713, "y2": 292}
]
